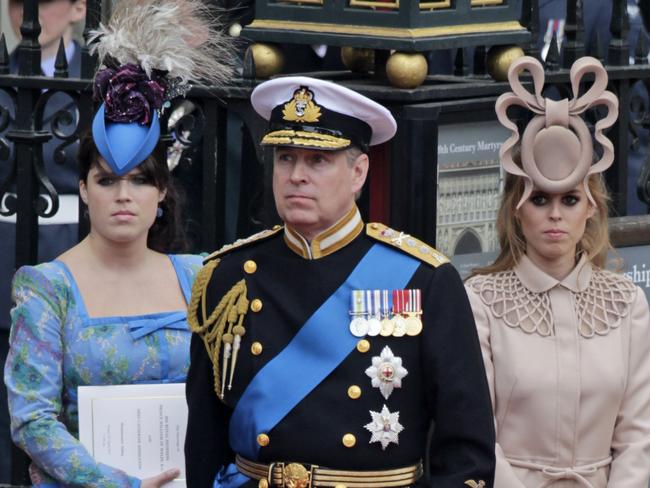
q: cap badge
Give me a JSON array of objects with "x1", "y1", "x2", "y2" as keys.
[{"x1": 282, "y1": 87, "x2": 322, "y2": 123}]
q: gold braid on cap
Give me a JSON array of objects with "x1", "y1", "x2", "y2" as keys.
[
  {"x1": 188, "y1": 260, "x2": 249, "y2": 400},
  {"x1": 495, "y1": 56, "x2": 618, "y2": 208}
]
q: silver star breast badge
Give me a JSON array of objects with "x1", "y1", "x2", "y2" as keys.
[
  {"x1": 364, "y1": 404, "x2": 404, "y2": 450},
  {"x1": 365, "y1": 346, "x2": 408, "y2": 399}
]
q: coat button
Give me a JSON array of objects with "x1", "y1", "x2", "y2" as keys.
[
  {"x1": 251, "y1": 299, "x2": 263, "y2": 312},
  {"x1": 257, "y1": 433, "x2": 269, "y2": 446},
  {"x1": 334, "y1": 485, "x2": 347, "y2": 488},
  {"x1": 258, "y1": 480, "x2": 269, "y2": 488},
  {"x1": 251, "y1": 342, "x2": 263, "y2": 356},
  {"x1": 244, "y1": 260, "x2": 257, "y2": 274},
  {"x1": 342, "y1": 433, "x2": 356, "y2": 448},
  {"x1": 347, "y1": 385, "x2": 361, "y2": 400},
  {"x1": 356, "y1": 339, "x2": 370, "y2": 353}
]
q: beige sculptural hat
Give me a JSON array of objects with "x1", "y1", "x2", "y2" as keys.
[{"x1": 495, "y1": 56, "x2": 619, "y2": 208}]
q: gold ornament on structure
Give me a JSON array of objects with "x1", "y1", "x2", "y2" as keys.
[
  {"x1": 487, "y1": 45, "x2": 525, "y2": 81},
  {"x1": 248, "y1": 19, "x2": 526, "y2": 39},
  {"x1": 471, "y1": 0, "x2": 503, "y2": 5},
  {"x1": 386, "y1": 52, "x2": 428, "y2": 89},
  {"x1": 350, "y1": 0, "x2": 398, "y2": 8},
  {"x1": 420, "y1": 0, "x2": 451, "y2": 8},
  {"x1": 341, "y1": 47, "x2": 375, "y2": 73},
  {"x1": 249, "y1": 43, "x2": 284, "y2": 78},
  {"x1": 282, "y1": 87, "x2": 322, "y2": 123}
]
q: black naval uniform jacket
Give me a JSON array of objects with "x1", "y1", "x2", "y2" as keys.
[{"x1": 185, "y1": 222, "x2": 495, "y2": 488}]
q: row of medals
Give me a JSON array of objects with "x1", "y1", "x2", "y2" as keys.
[{"x1": 349, "y1": 290, "x2": 423, "y2": 338}]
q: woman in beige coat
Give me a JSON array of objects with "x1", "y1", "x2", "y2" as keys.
[{"x1": 465, "y1": 56, "x2": 650, "y2": 487}]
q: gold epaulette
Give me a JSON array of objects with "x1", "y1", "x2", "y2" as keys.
[
  {"x1": 203, "y1": 225, "x2": 283, "y2": 264},
  {"x1": 366, "y1": 223, "x2": 449, "y2": 268}
]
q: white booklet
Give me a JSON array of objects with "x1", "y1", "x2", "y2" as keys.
[{"x1": 78, "y1": 383, "x2": 188, "y2": 487}]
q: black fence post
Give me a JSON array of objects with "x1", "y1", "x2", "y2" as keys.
[
  {"x1": 563, "y1": 0, "x2": 585, "y2": 67},
  {"x1": 7, "y1": 0, "x2": 46, "y2": 484}
]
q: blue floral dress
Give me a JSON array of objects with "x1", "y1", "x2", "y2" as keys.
[{"x1": 4, "y1": 254, "x2": 203, "y2": 488}]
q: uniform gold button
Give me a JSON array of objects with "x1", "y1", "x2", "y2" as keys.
[
  {"x1": 251, "y1": 299, "x2": 263, "y2": 313},
  {"x1": 342, "y1": 433, "x2": 356, "y2": 448},
  {"x1": 251, "y1": 341, "x2": 263, "y2": 356},
  {"x1": 258, "y1": 480, "x2": 269, "y2": 488},
  {"x1": 243, "y1": 260, "x2": 257, "y2": 274},
  {"x1": 347, "y1": 385, "x2": 361, "y2": 399},
  {"x1": 356, "y1": 339, "x2": 370, "y2": 353},
  {"x1": 257, "y1": 433, "x2": 269, "y2": 447},
  {"x1": 334, "y1": 485, "x2": 347, "y2": 488}
]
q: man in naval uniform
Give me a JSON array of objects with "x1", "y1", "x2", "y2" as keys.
[{"x1": 185, "y1": 77, "x2": 495, "y2": 488}]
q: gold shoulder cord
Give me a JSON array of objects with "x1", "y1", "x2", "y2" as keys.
[{"x1": 188, "y1": 259, "x2": 250, "y2": 400}]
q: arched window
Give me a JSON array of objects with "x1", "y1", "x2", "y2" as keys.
[{"x1": 454, "y1": 229, "x2": 482, "y2": 255}]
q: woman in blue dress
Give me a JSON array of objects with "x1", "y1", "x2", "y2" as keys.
[
  {"x1": 4, "y1": 133, "x2": 202, "y2": 488},
  {"x1": 3, "y1": 0, "x2": 233, "y2": 485}
]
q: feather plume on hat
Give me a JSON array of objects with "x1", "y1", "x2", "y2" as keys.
[{"x1": 89, "y1": 0, "x2": 234, "y2": 88}]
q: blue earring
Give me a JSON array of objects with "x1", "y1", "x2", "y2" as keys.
[{"x1": 156, "y1": 207, "x2": 163, "y2": 218}]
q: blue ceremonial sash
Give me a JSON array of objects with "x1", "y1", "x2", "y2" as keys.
[{"x1": 228, "y1": 243, "x2": 420, "y2": 462}]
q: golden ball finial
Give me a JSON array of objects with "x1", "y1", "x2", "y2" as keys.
[
  {"x1": 386, "y1": 52, "x2": 428, "y2": 89},
  {"x1": 487, "y1": 45, "x2": 525, "y2": 82},
  {"x1": 341, "y1": 47, "x2": 375, "y2": 73},
  {"x1": 248, "y1": 43, "x2": 284, "y2": 78}
]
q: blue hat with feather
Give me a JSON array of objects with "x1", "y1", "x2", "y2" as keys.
[
  {"x1": 88, "y1": 0, "x2": 235, "y2": 175},
  {"x1": 91, "y1": 64, "x2": 165, "y2": 175},
  {"x1": 92, "y1": 105, "x2": 160, "y2": 176}
]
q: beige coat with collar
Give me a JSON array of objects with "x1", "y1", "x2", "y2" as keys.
[{"x1": 465, "y1": 255, "x2": 650, "y2": 488}]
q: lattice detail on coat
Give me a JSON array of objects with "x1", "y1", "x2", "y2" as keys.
[
  {"x1": 575, "y1": 269, "x2": 636, "y2": 337},
  {"x1": 467, "y1": 268, "x2": 637, "y2": 338},
  {"x1": 467, "y1": 271, "x2": 553, "y2": 336}
]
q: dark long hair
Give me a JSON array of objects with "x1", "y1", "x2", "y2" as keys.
[{"x1": 77, "y1": 132, "x2": 189, "y2": 253}]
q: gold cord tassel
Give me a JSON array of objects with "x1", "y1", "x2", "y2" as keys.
[
  {"x1": 220, "y1": 334, "x2": 233, "y2": 398},
  {"x1": 228, "y1": 293, "x2": 249, "y2": 390},
  {"x1": 187, "y1": 259, "x2": 249, "y2": 400}
]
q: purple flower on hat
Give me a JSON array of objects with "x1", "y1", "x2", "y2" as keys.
[{"x1": 94, "y1": 63, "x2": 166, "y2": 125}]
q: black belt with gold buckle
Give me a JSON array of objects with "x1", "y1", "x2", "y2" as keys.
[{"x1": 235, "y1": 454, "x2": 423, "y2": 488}]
